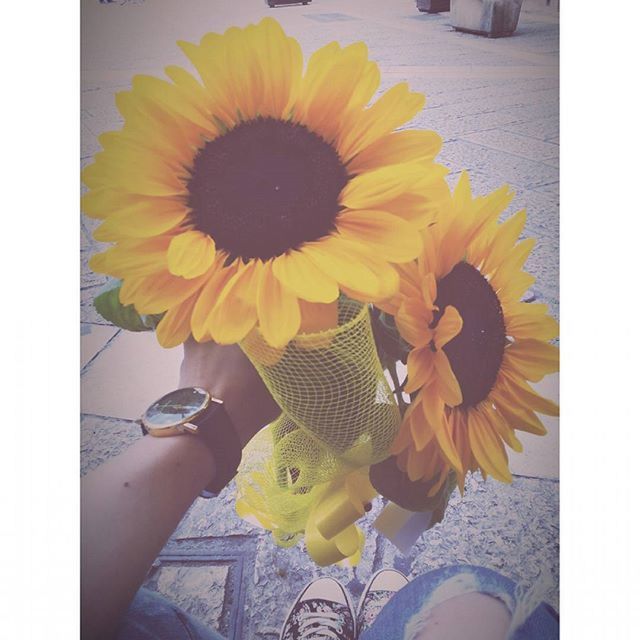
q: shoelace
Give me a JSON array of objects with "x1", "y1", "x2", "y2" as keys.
[{"x1": 298, "y1": 610, "x2": 346, "y2": 639}]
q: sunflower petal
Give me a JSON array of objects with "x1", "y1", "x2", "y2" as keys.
[
  {"x1": 396, "y1": 298, "x2": 433, "y2": 348},
  {"x1": 337, "y1": 83, "x2": 425, "y2": 161},
  {"x1": 467, "y1": 409, "x2": 512, "y2": 483},
  {"x1": 190, "y1": 261, "x2": 237, "y2": 341},
  {"x1": 494, "y1": 398, "x2": 548, "y2": 436},
  {"x1": 92, "y1": 199, "x2": 188, "y2": 241},
  {"x1": 434, "y1": 306, "x2": 463, "y2": 350},
  {"x1": 336, "y1": 209, "x2": 422, "y2": 263},
  {"x1": 340, "y1": 163, "x2": 427, "y2": 210},
  {"x1": 348, "y1": 130, "x2": 442, "y2": 174},
  {"x1": 505, "y1": 304, "x2": 559, "y2": 341},
  {"x1": 482, "y1": 404, "x2": 523, "y2": 453},
  {"x1": 167, "y1": 230, "x2": 216, "y2": 279},
  {"x1": 256, "y1": 263, "x2": 301, "y2": 348},
  {"x1": 409, "y1": 399, "x2": 434, "y2": 452},
  {"x1": 482, "y1": 209, "x2": 527, "y2": 277},
  {"x1": 296, "y1": 41, "x2": 370, "y2": 143},
  {"x1": 272, "y1": 250, "x2": 339, "y2": 304},
  {"x1": 503, "y1": 340, "x2": 559, "y2": 382},
  {"x1": 252, "y1": 18, "x2": 303, "y2": 119},
  {"x1": 127, "y1": 269, "x2": 209, "y2": 315},
  {"x1": 405, "y1": 347, "x2": 435, "y2": 394},
  {"x1": 501, "y1": 370, "x2": 559, "y2": 416},
  {"x1": 422, "y1": 387, "x2": 463, "y2": 473},
  {"x1": 156, "y1": 292, "x2": 199, "y2": 348},
  {"x1": 433, "y1": 350, "x2": 462, "y2": 407},
  {"x1": 303, "y1": 237, "x2": 398, "y2": 300},
  {"x1": 207, "y1": 263, "x2": 258, "y2": 343},
  {"x1": 89, "y1": 237, "x2": 171, "y2": 279}
]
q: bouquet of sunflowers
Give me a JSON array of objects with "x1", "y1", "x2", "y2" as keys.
[{"x1": 83, "y1": 19, "x2": 558, "y2": 567}]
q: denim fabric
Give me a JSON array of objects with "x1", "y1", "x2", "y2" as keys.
[
  {"x1": 119, "y1": 565, "x2": 558, "y2": 639},
  {"x1": 117, "y1": 588, "x2": 226, "y2": 640},
  {"x1": 359, "y1": 565, "x2": 559, "y2": 640}
]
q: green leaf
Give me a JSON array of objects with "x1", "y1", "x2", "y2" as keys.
[{"x1": 93, "y1": 280, "x2": 164, "y2": 332}]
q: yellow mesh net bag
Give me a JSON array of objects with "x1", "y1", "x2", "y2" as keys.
[{"x1": 235, "y1": 297, "x2": 401, "y2": 565}]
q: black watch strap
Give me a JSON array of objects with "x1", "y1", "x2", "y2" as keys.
[{"x1": 195, "y1": 400, "x2": 242, "y2": 496}]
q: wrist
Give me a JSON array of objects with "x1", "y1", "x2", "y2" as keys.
[{"x1": 179, "y1": 340, "x2": 280, "y2": 448}]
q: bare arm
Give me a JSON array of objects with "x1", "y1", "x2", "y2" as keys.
[{"x1": 81, "y1": 340, "x2": 280, "y2": 640}]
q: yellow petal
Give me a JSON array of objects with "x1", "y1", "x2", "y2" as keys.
[
  {"x1": 433, "y1": 350, "x2": 462, "y2": 407},
  {"x1": 256, "y1": 263, "x2": 301, "y2": 348},
  {"x1": 493, "y1": 397, "x2": 548, "y2": 436},
  {"x1": 396, "y1": 298, "x2": 432, "y2": 348},
  {"x1": 130, "y1": 74, "x2": 218, "y2": 134},
  {"x1": 336, "y1": 209, "x2": 422, "y2": 263},
  {"x1": 498, "y1": 271, "x2": 536, "y2": 302},
  {"x1": 296, "y1": 42, "x2": 369, "y2": 143},
  {"x1": 272, "y1": 250, "x2": 339, "y2": 304},
  {"x1": 82, "y1": 189, "x2": 144, "y2": 220},
  {"x1": 177, "y1": 36, "x2": 237, "y2": 127},
  {"x1": 376, "y1": 191, "x2": 440, "y2": 229},
  {"x1": 190, "y1": 260, "x2": 237, "y2": 341},
  {"x1": 422, "y1": 390, "x2": 463, "y2": 473},
  {"x1": 491, "y1": 238, "x2": 536, "y2": 291},
  {"x1": 503, "y1": 340, "x2": 559, "y2": 382},
  {"x1": 340, "y1": 163, "x2": 427, "y2": 211},
  {"x1": 482, "y1": 404, "x2": 523, "y2": 453},
  {"x1": 405, "y1": 347, "x2": 435, "y2": 394},
  {"x1": 348, "y1": 130, "x2": 442, "y2": 174},
  {"x1": 92, "y1": 199, "x2": 188, "y2": 241},
  {"x1": 337, "y1": 83, "x2": 425, "y2": 161},
  {"x1": 482, "y1": 210, "x2": 527, "y2": 277},
  {"x1": 501, "y1": 370, "x2": 559, "y2": 416},
  {"x1": 89, "y1": 236, "x2": 171, "y2": 278},
  {"x1": 156, "y1": 291, "x2": 199, "y2": 348},
  {"x1": 407, "y1": 447, "x2": 426, "y2": 482},
  {"x1": 207, "y1": 263, "x2": 259, "y2": 343},
  {"x1": 250, "y1": 18, "x2": 303, "y2": 118},
  {"x1": 167, "y1": 230, "x2": 216, "y2": 279},
  {"x1": 434, "y1": 306, "x2": 463, "y2": 350},
  {"x1": 303, "y1": 237, "x2": 398, "y2": 300},
  {"x1": 126, "y1": 269, "x2": 210, "y2": 315},
  {"x1": 467, "y1": 409, "x2": 512, "y2": 483},
  {"x1": 409, "y1": 398, "x2": 434, "y2": 452},
  {"x1": 504, "y1": 303, "x2": 559, "y2": 341}
]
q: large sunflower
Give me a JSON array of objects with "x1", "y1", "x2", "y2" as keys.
[
  {"x1": 384, "y1": 172, "x2": 559, "y2": 493},
  {"x1": 82, "y1": 18, "x2": 449, "y2": 349}
]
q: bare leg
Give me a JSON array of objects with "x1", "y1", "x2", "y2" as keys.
[{"x1": 412, "y1": 592, "x2": 511, "y2": 640}]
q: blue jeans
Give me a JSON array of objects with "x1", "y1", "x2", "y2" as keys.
[{"x1": 117, "y1": 565, "x2": 558, "y2": 639}]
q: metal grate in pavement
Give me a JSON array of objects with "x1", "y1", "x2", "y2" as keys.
[{"x1": 144, "y1": 536, "x2": 258, "y2": 640}]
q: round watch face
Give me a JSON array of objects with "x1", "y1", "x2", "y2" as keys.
[{"x1": 142, "y1": 387, "x2": 210, "y2": 430}]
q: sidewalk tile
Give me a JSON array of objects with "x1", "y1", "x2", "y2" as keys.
[
  {"x1": 81, "y1": 323, "x2": 119, "y2": 369},
  {"x1": 81, "y1": 330, "x2": 182, "y2": 420}
]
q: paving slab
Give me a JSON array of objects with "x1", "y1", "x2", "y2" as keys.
[
  {"x1": 81, "y1": 330, "x2": 182, "y2": 419},
  {"x1": 81, "y1": 323, "x2": 119, "y2": 370}
]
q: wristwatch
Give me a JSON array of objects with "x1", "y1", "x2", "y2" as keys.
[{"x1": 139, "y1": 387, "x2": 242, "y2": 497}]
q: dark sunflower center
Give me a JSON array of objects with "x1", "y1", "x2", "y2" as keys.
[
  {"x1": 433, "y1": 261, "x2": 506, "y2": 409},
  {"x1": 186, "y1": 117, "x2": 349, "y2": 261}
]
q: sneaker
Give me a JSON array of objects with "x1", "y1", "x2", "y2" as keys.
[
  {"x1": 280, "y1": 577, "x2": 356, "y2": 640},
  {"x1": 356, "y1": 569, "x2": 409, "y2": 636}
]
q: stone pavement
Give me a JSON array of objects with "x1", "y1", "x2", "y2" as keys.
[{"x1": 81, "y1": 1, "x2": 559, "y2": 637}]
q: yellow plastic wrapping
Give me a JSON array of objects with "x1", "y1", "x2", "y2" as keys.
[{"x1": 235, "y1": 298, "x2": 401, "y2": 565}]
